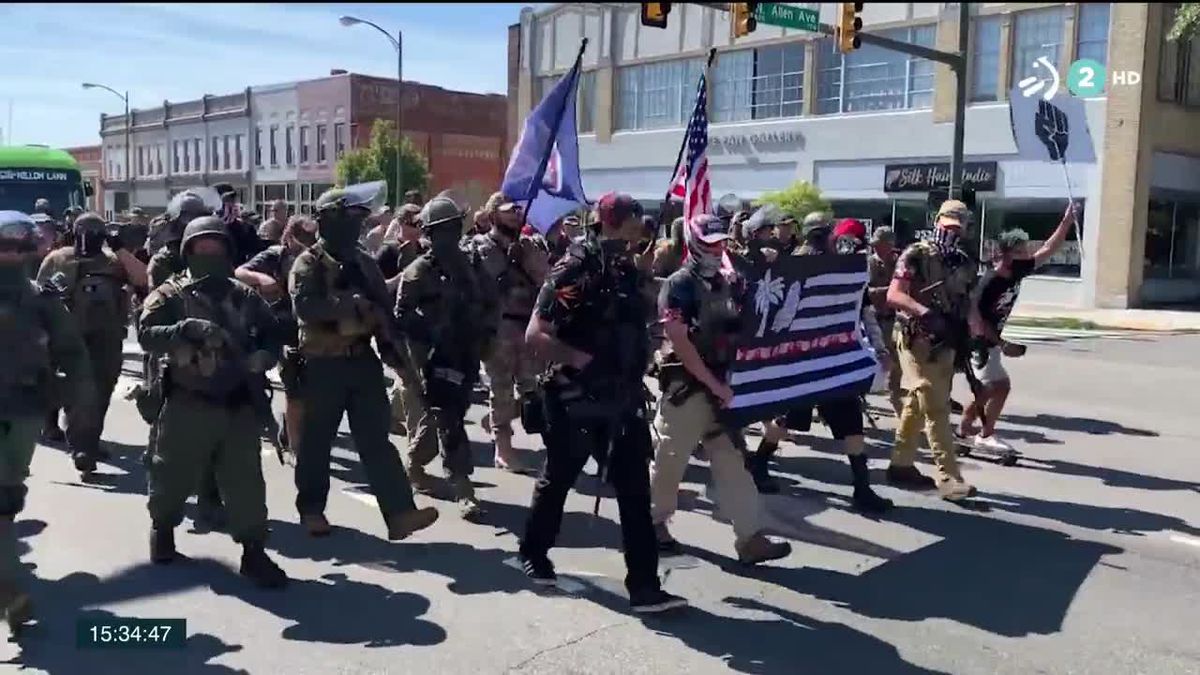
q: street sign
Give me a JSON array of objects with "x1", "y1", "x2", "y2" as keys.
[{"x1": 753, "y1": 3, "x2": 820, "y2": 32}]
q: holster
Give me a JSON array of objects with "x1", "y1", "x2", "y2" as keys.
[
  {"x1": 657, "y1": 361, "x2": 703, "y2": 407},
  {"x1": 519, "y1": 387, "x2": 548, "y2": 435},
  {"x1": 279, "y1": 347, "x2": 306, "y2": 396}
]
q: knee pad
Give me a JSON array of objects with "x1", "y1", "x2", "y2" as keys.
[{"x1": 0, "y1": 485, "x2": 29, "y2": 517}]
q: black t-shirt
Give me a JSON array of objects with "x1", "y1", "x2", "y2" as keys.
[
  {"x1": 535, "y1": 240, "x2": 649, "y2": 385},
  {"x1": 243, "y1": 245, "x2": 286, "y2": 282},
  {"x1": 977, "y1": 258, "x2": 1036, "y2": 333}
]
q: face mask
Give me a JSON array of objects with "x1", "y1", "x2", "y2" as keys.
[
  {"x1": 187, "y1": 252, "x2": 233, "y2": 284},
  {"x1": 426, "y1": 227, "x2": 460, "y2": 254},
  {"x1": 319, "y1": 211, "x2": 365, "y2": 253},
  {"x1": 931, "y1": 226, "x2": 962, "y2": 253},
  {"x1": 76, "y1": 230, "x2": 105, "y2": 257},
  {"x1": 804, "y1": 228, "x2": 831, "y2": 253}
]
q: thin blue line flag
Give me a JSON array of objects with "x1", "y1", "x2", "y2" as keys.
[{"x1": 501, "y1": 45, "x2": 590, "y2": 234}]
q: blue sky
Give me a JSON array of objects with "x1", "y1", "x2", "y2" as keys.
[{"x1": 0, "y1": 2, "x2": 530, "y2": 149}]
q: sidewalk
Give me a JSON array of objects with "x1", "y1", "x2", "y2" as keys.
[{"x1": 1010, "y1": 303, "x2": 1200, "y2": 332}]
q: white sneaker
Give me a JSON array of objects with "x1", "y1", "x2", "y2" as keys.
[{"x1": 973, "y1": 434, "x2": 1014, "y2": 453}]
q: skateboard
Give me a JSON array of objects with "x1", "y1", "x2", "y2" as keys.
[{"x1": 955, "y1": 435, "x2": 1020, "y2": 466}]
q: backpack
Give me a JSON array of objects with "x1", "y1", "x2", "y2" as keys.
[{"x1": 63, "y1": 253, "x2": 129, "y2": 335}]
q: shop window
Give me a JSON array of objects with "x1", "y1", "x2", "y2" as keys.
[
  {"x1": 752, "y1": 43, "x2": 805, "y2": 119},
  {"x1": 1145, "y1": 199, "x2": 1200, "y2": 279},
  {"x1": 979, "y1": 197, "x2": 1083, "y2": 278},
  {"x1": 971, "y1": 16, "x2": 1002, "y2": 102},
  {"x1": 1075, "y1": 3, "x2": 1111, "y2": 67},
  {"x1": 712, "y1": 49, "x2": 754, "y2": 122},
  {"x1": 1011, "y1": 7, "x2": 1068, "y2": 85}
]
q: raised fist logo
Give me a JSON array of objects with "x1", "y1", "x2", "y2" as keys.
[{"x1": 1035, "y1": 98, "x2": 1070, "y2": 161}]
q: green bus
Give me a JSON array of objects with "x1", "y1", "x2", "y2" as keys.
[{"x1": 0, "y1": 145, "x2": 90, "y2": 216}]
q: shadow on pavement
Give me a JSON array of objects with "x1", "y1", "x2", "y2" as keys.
[
  {"x1": 1026, "y1": 457, "x2": 1199, "y2": 493},
  {"x1": 1002, "y1": 412, "x2": 1159, "y2": 438},
  {"x1": 264, "y1": 518, "x2": 531, "y2": 598},
  {"x1": 981, "y1": 492, "x2": 1200, "y2": 538},
  {"x1": 725, "y1": 504, "x2": 1121, "y2": 638}
]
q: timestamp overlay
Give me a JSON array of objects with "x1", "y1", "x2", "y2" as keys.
[{"x1": 76, "y1": 616, "x2": 187, "y2": 650}]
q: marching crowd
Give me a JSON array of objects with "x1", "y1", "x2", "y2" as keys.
[{"x1": 0, "y1": 184, "x2": 1078, "y2": 633}]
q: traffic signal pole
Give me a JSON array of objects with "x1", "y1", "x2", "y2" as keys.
[{"x1": 816, "y1": 2, "x2": 971, "y2": 199}]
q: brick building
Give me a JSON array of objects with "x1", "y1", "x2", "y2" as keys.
[
  {"x1": 65, "y1": 144, "x2": 103, "y2": 213},
  {"x1": 100, "y1": 72, "x2": 507, "y2": 217}
]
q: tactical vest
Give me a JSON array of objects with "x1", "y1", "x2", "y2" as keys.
[
  {"x1": 164, "y1": 278, "x2": 257, "y2": 399},
  {"x1": 296, "y1": 245, "x2": 379, "y2": 357},
  {"x1": 688, "y1": 272, "x2": 741, "y2": 374},
  {"x1": 467, "y1": 232, "x2": 539, "y2": 322},
  {"x1": 0, "y1": 283, "x2": 55, "y2": 413},
  {"x1": 898, "y1": 241, "x2": 978, "y2": 326},
  {"x1": 61, "y1": 252, "x2": 128, "y2": 335},
  {"x1": 414, "y1": 252, "x2": 485, "y2": 362}
]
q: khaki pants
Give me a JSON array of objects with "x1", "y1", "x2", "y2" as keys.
[
  {"x1": 651, "y1": 388, "x2": 762, "y2": 544},
  {"x1": 880, "y1": 317, "x2": 904, "y2": 418},
  {"x1": 889, "y1": 329, "x2": 964, "y2": 483},
  {"x1": 482, "y1": 330, "x2": 541, "y2": 435},
  {"x1": 397, "y1": 365, "x2": 438, "y2": 469}
]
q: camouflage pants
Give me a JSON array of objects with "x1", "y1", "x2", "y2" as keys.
[
  {"x1": 0, "y1": 416, "x2": 40, "y2": 582},
  {"x1": 66, "y1": 329, "x2": 125, "y2": 456},
  {"x1": 482, "y1": 331, "x2": 541, "y2": 434}
]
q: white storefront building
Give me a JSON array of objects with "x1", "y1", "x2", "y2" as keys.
[{"x1": 513, "y1": 3, "x2": 1200, "y2": 309}]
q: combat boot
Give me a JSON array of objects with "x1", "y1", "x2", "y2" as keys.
[
  {"x1": 150, "y1": 527, "x2": 177, "y2": 564},
  {"x1": 886, "y1": 464, "x2": 936, "y2": 490},
  {"x1": 848, "y1": 455, "x2": 894, "y2": 513},
  {"x1": 745, "y1": 443, "x2": 780, "y2": 495},
  {"x1": 937, "y1": 478, "x2": 977, "y2": 502},
  {"x1": 386, "y1": 507, "x2": 440, "y2": 541},
  {"x1": 301, "y1": 514, "x2": 332, "y2": 537},
  {"x1": 735, "y1": 532, "x2": 792, "y2": 565},
  {"x1": 239, "y1": 543, "x2": 289, "y2": 589},
  {"x1": 72, "y1": 450, "x2": 97, "y2": 476},
  {"x1": 451, "y1": 476, "x2": 484, "y2": 520},
  {"x1": 0, "y1": 581, "x2": 32, "y2": 636},
  {"x1": 407, "y1": 464, "x2": 438, "y2": 496}
]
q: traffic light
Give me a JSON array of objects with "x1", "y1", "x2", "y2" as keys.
[
  {"x1": 640, "y1": 2, "x2": 671, "y2": 29},
  {"x1": 731, "y1": 3, "x2": 758, "y2": 39},
  {"x1": 837, "y1": 2, "x2": 863, "y2": 53}
]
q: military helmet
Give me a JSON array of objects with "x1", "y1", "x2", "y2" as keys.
[
  {"x1": 418, "y1": 192, "x2": 467, "y2": 231},
  {"x1": 315, "y1": 180, "x2": 387, "y2": 215},
  {"x1": 166, "y1": 188, "x2": 219, "y2": 223},
  {"x1": 33, "y1": 198, "x2": 52, "y2": 215},
  {"x1": 73, "y1": 212, "x2": 106, "y2": 233},
  {"x1": 180, "y1": 215, "x2": 231, "y2": 260},
  {"x1": 0, "y1": 210, "x2": 38, "y2": 250}
]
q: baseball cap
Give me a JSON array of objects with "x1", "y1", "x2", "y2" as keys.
[
  {"x1": 870, "y1": 226, "x2": 896, "y2": 245},
  {"x1": 936, "y1": 199, "x2": 973, "y2": 227},
  {"x1": 743, "y1": 205, "x2": 781, "y2": 238},
  {"x1": 688, "y1": 213, "x2": 730, "y2": 244},
  {"x1": 802, "y1": 211, "x2": 832, "y2": 233},
  {"x1": 833, "y1": 218, "x2": 866, "y2": 243},
  {"x1": 595, "y1": 192, "x2": 643, "y2": 228}
]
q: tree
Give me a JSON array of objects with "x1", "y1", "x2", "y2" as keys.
[
  {"x1": 754, "y1": 180, "x2": 830, "y2": 222},
  {"x1": 335, "y1": 119, "x2": 429, "y2": 207},
  {"x1": 1169, "y1": 3, "x2": 1200, "y2": 42}
]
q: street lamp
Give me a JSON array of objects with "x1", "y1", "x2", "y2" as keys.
[
  {"x1": 339, "y1": 15, "x2": 404, "y2": 207},
  {"x1": 82, "y1": 82, "x2": 131, "y2": 211}
]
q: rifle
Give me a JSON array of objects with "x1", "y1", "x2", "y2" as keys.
[
  {"x1": 335, "y1": 256, "x2": 408, "y2": 371},
  {"x1": 590, "y1": 320, "x2": 651, "y2": 519},
  {"x1": 184, "y1": 276, "x2": 291, "y2": 465}
]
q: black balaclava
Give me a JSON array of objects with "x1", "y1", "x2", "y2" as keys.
[
  {"x1": 74, "y1": 218, "x2": 107, "y2": 258},
  {"x1": 319, "y1": 206, "x2": 367, "y2": 255}
]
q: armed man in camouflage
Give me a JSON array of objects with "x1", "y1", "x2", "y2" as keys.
[
  {"x1": 466, "y1": 192, "x2": 548, "y2": 474},
  {"x1": 138, "y1": 216, "x2": 289, "y2": 587},
  {"x1": 886, "y1": 200, "x2": 982, "y2": 501},
  {"x1": 288, "y1": 182, "x2": 439, "y2": 539},
  {"x1": 0, "y1": 211, "x2": 95, "y2": 634},
  {"x1": 235, "y1": 215, "x2": 319, "y2": 455},
  {"x1": 37, "y1": 212, "x2": 148, "y2": 475},
  {"x1": 396, "y1": 192, "x2": 494, "y2": 519}
]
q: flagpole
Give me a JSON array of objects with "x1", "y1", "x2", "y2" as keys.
[
  {"x1": 520, "y1": 38, "x2": 589, "y2": 233},
  {"x1": 660, "y1": 48, "x2": 717, "y2": 236}
]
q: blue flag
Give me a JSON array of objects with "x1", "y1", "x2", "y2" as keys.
[{"x1": 502, "y1": 51, "x2": 589, "y2": 234}]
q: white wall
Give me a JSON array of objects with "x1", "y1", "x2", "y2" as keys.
[
  {"x1": 206, "y1": 117, "x2": 251, "y2": 176},
  {"x1": 249, "y1": 84, "x2": 299, "y2": 184}
]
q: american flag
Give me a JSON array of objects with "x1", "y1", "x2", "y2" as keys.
[{"x1": 668, "y1": 73, "x2": 710, "y2": 226}]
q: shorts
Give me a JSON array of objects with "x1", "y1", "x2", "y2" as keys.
[
  {"x1": 971, "y1": 347, "x2": 1009, "y2": 386},
  {"x1": 783, "y1": 396, "x2": 864, "y2": 440}
]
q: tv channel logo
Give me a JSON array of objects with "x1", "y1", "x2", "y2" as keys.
[{"x1": 1020, "y1": 58, "x2": 1141, "y2": 99}]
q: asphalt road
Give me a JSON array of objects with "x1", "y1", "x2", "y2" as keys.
[{"x1": 2, "y1": 327, "x2": 1198, "y2": 674}]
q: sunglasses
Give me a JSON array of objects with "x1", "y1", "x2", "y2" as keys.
[{"x1": 497, "y1": 202, "x2": 524, "y2": 214}]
